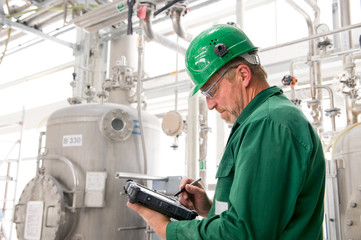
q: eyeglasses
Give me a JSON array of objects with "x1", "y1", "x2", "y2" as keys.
[{"x1": 201, "y1": 65, "x2": 239, "y2": 98}]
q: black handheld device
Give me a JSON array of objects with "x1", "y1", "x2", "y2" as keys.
[{"x1": 124, "y1": 180, "x2": 198, "y2": 221}]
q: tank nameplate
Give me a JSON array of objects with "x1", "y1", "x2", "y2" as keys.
[
  {"x1": 85, "y1": 171, "x2": 107, "y2": 208},
  {"x1": 63, "y1": 134, "x2": 83, "y2": 147},
  {"x1": 101, "y1": 109, "x2": 134, "y2": 141},
  {"x1": 24, "y1": 201, "x2": 44, "y2": 240}
]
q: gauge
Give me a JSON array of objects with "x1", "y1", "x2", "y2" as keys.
[{"x1": 316, "y1": 24, "x2": 330, "y2": 34}]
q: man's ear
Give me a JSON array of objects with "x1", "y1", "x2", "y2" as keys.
[{"x1": 237, "y1": 65, "x2": 252, "y2": 88}]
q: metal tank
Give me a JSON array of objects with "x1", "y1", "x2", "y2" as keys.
[
  {"x1": 14, "y1": 102, "x2": 162, "y2": 239},
  {"x1": 326, "y1": 123, "x2": 361, "y2": 239}
]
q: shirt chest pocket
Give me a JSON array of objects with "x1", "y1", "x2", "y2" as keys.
[
  {"x1": 216, "y1": 153, "x2": 235, "y2": 179},
  {"x1": 214, "y1": 155, "x2": 235, "y2": 213}
]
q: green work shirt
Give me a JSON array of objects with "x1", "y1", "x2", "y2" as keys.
[{"x1": 166, "y1": 86, "x2": 325, "y2": 240}]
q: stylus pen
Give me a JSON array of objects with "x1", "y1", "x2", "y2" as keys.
[{"x1": 174, "y1": 178, "x2": 202, "y2": 197}]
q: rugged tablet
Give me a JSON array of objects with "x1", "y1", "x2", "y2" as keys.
[{"x1": 124, "y1": 180, "x2": 198, "y2": 220}]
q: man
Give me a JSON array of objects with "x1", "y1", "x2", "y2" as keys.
[{"x1": 128, "y1": 23, "x2": 325, "y2": 239}]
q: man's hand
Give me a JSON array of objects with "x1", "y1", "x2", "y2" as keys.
[
  {"x1": 178, "y1": 177, "x2": 213, "y2": 218},
  {"x1": 127, "y1": 202, "x2": 170, "y2": 239}
]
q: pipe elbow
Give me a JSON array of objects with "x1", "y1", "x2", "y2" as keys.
[{"x1": 169, "y1": 8, "x2": 193, "y2": 42}]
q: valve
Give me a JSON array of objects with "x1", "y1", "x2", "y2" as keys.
[
  {"x1": 325, "y1": 108, "x2": 341, "y2": 118},
  {"x1": 281, "y1": 75, "x2": 297, "y2": 87},
  {"x1": 317, "y1": 37, "x2": 333, "y2": 50}
]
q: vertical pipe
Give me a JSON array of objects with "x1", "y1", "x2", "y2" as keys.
[
  {"x1": 305, "y1": 0, "x2": 323, "y2": 119},
  {"x1": 0, "y1": 0, "x2": 5, "y2": 14},
  {"x1": 332, "y1": 0, "x2": 341, "y2": 49},
  {"x1": 345, "y1": 96, "x2": 355, "y2": 125},
  {"x1": 340, "y1": 0, "x2": 352, "y2": 50},
  {"x1": 289, "y1": 60, "x2": 296, "y2": 101},
  {"x1": 186, "y1": 95, "x2": 199, "y2": 178},
  {"x1": 72, "y1": 28, "x2": 92, "y2": 103},
  {"x1": 343, "y1": 55, "x2": 356, "y2": 125},
  {"x1": 236, "y1": 0, "x2": 244, "y2": 29},
  {"x1": 136, "y1": 32, "x2": 148, "y2": 175},
  {"x1": 216, "y1": 114, "x2": 225, "y2": 167},
  {"x1": 93, "y1": 39, "x2": 108, "y2": 99},
  {"x1": 107, "y1": 34, "x2": 138, "y2": 105},
  {"x1": 285, "y1": 0, "x2": 316, "y2": 99},
  {"x1": 316, "y1": 85, "x2": 337, "y2": 131},
  {"x1": 199, "y1": 98, "x2": 208, "y2": 190}
]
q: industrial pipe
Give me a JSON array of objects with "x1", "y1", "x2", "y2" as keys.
[
  {"x1": 261, "y1": 22, "x2": 361, "y2": 52},
  {"x1": 72, "y1": 0, "x2": 128, "y2": 31},
  {"x1": 136, "y1": 32, "x2": 148, "y2": 175},
  {"x1": 140, "y1": 3, "x2": 187, "y2": 55},
  {"x1": 115, "y1": 172, "x2": 169, "y2": 181},
  {"x1": 285, "y1": 0, "x2": 316, "y2": 99},
  {"x1": 316, "y1": 85, "x2": 338, "y2": 131},
  {"x1": 38, "y1": 155, "x2": 80, "y2": 191},
  {"x1": 198, "y1": 97, "x2": 208, "y2": 190},
  {"x1": 304, "y1": 0, "x2": 320, "y2": 26},
  {"x1": 340, "y1": 0, "x2": 352, "y2": 49},
  {"x1": 7, "y1": 0, "x2": 32, "y2": 15},
  {"x1": 169, "y1": 5, "x2": 193, "y2": 42},
  {"x1": 186, "y1": 94, "x2": 199, "y2": 179}
]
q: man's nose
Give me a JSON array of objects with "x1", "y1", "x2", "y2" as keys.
[{"x1": 206, "y1": 97, "x2": 216, "y2": 110}]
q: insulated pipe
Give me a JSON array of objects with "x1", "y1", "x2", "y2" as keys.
[
  {"x1": 72, "y1": 0, "x2": 126, "y2": 28},
  {"x1": 140, "y1": 4, "x2": 187, "y2": 55},
  {"x1": 85, "y1": 11, "x2": 128, "y2": 32},
  {"x1": 27, "y1": 10, "x2": 64, "y2": 28},
  {"x1": 17, "y1": 0, "x2": 64, "y2": 21},
  {"x1": 169, "y1": 7, "x2": 193, "y2": 42}
]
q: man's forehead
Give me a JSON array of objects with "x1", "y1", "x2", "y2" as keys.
[{"x1": 201, "y1": 72, "x2": 219, "y2": 90}]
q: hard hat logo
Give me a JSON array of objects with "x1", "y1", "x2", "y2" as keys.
[
  {"x1": 214, "y1": 44, "x2": 229, "y2": 58},
  {"x1": 185, "y1": 24, "x2": 258, "y2": 97}
]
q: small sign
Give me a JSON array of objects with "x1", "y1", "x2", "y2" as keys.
[
  {"x1": 85, "y1": 172, "x2": 107, "y2": 207},
  {"x1": 24, "y1": 201, "x2": 44, "y2": 240},
  {"x1": 62, "y1": 135, "x2": 82, "y2": 147}
]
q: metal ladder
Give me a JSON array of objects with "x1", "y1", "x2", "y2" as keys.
[{"x1": 0, "y1": 109, "x2": 25, "y2": 240}]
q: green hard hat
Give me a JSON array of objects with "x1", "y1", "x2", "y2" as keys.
[{"x1": 186, "y1": 24, "x2": 258, "y2": 96}]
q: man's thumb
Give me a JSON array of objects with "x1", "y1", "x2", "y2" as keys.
[{"x1": 185, "y1": 184, "x2": 196, "y2": 193}]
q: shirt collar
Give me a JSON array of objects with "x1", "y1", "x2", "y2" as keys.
[{"x1": 228, "y1": 86, "x2": 283, "y2": 140}]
